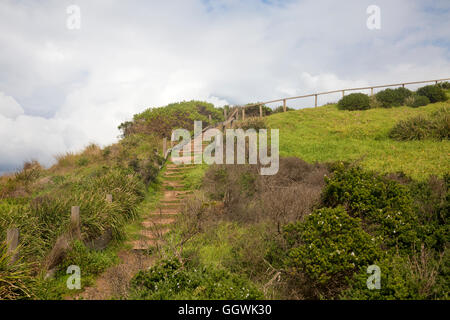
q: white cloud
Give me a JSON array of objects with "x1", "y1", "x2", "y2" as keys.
[
  {"x1": 0, "y1": 0, "x2": 449, "y2": 173},
  {"x1": 0, "y1": 92, "x2": 24, "y2": 119}
]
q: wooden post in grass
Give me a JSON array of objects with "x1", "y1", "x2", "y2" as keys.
[
  {"x1": 224, "y1": 108, "x2": 227, "y2": 120},
  {"x1": 283, "y1": 99, "x2": 287, "y2": 112},
  {"x1": 106, "y1": 194, "x2": 113, "y2": 203},
  {"x1": 70, "y1": 206, "x2": 81, "y2": 240},
  {"x1": 342, "y1": 90, "x2": 345, "y2": 98},
  {"x1": 371, "y1": 87, "x2": 374, "y2": 96},
  {"x1": 163, "y1": 137, "x2": 167, "y2": 158},
  {"x1": 402, "y1": 84, "x2": 405, "y2": 88},
  {"x1": 208, "y1": 114, "x2": 212, "y2": 122},
  {"x1": 6, "y1": 228, "x2": 19, "y2": 265},
  {"x1": 259, "y1": 105, "x2": 263, "y2": 118},
  {"x1": 242, "y1": 108, "x2": 245, "y2": 121},
  {"x1": 314, "y1": 94, "x2": 318, "y2": 107}
]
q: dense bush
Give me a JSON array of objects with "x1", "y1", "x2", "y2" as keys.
[
  {"x1": 405, "y1": 95, "x2": 430, "y2": 108},
  {"x1": 375, "y1": 87, "x2": 412, "y2": 108},
  {"x1": 321, "y1": 164, "x2": 419, "y2": 250},
  {"x1": 437, "y1": 81, "x2": 450, "y2": 89},
  {"x1": 389, "y1": 107, "x2": 450, "y2": 141},
  {"x1": 130, "y1": 258, "x2": 263, "y2": 299},
  {"x1": 417, "y1": 85, "x2": 447, "y2": 103},
  {"x1": 242, "y1": 104, "x2": 273, "y2": 117},
  {"x1": 119, "y1": 100, "x2": 224, "y2": 138},
  {"x1": 283, "y1": 207, "x2": 382, "y2": 297},
  {"x1": 343, "y1": 247, "x2": 449, "y2": 300},
  {"x1": 408, "y1": 175, "x2": 449, "y2": 251},
  {"x1": 233, "y1": 117, "x2": 267, "y2": 130},
  {"x1": 337, "y1": 93, "x2": 370, "y2": 111}
]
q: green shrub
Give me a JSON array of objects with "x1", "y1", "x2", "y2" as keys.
[
  {"x1": 59, "y1": 240, "x2": 118, "y2": 278},
  {"x1": 321, "y1": 164, "x2": 419, "y2": 250},
  {"x1": 337, "y1": 93, "x2": 370, "y2": 111},
  {"x1": 405, "y1": 95, "x2": 430, "y2": 108},
  {"x1": 130, "y1": 258, "x2": 263, "y2": 300},
  {"x1": 273, "y1": 105, "x2": 295, "y2": 113},
  {"x1": 389, "y1": 107, "x2": 450, "y2": 141},
  {"x1": 437, "y1": 81, "x2": 450, "y2": 89},
  {"x1": 417, "y1": 85, "x2": 447, "y2": 103},
  {"x1": 375, "y1": 87, "x2": 412, "y2": 108},
  {"x1": 369, "y1": 96, "x2": 382, "y2": 109},
  {"x1": 77, "y1": 157, "x2": 89, "y2": 167},
  {"x1": 343, "y1": 247, "x2": 449, "y2": 300},
  {"x1": 283, "y1": 207, "x2": 382, "y2": 296},
  {"x1": 233, "y1": 117, "x2": 267, "y2": 131},
  {"x1": 408, "y1": 175, "x2": 449, "y2": 251},
  {"x1": 389, "y1": 115, "x2": 433, "y2": 141},
  {"x1": 121, "y1": 100, "x2": 224, "y2": 138}
]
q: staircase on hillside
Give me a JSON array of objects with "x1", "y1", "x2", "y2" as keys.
[{"x1": 130, "y1": 135, "x2": 209, "y2": 250}]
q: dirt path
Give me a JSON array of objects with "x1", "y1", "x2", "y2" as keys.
[{"x1": 73, "y1": 138, "x2": 205, "y2": 300}]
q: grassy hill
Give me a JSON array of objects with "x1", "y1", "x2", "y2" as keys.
[{"x1": 267, "y1": 100, "x2": 450, "y2": 180}]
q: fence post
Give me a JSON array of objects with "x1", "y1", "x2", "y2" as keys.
[
  {"x1": 242, "y1": 108, "x2": 245, "y2": 121},
  {"x1": 314, "y1": 94, "x2": 318, "y2": 107},
  {"x1": 6, "y1": 228, "x2": 19, "y2": 265},
  {"x1": 106, "y1": 194, "x2": 113, "y2": 203},
  {"x1": 259, "y1": 105, "x2": 263, "y2": 118},
  {"x1": 163, "y1": 137, "x2": 167, "y2": 157},
  {"x1": 371, "y1": 88, "x2": 374, "y2": 96},
  {"x1": 70, "y1": 206, "x2": 81, "y2": 240},
  {"x1": 435, "y1": 80, "x2": 438, "y2": 85},
  {"x1": 283, "y1": 99, "x2": 287, "y2": 112},
  {"x1": 342, "y1": 90, "x2": 345, "y2": 98},
  {"x1": 208, "y1": 114, "x2": 212, "y2": 122},
  {"x1": 224, "y1": 108, "x2": 227, "y2": 119}
]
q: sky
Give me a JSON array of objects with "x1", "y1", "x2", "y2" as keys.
[{"x1": 0, "y1": 0, "x2": 449, "y2": 174}]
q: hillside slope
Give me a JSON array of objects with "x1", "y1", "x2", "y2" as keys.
[{"x1": 266, "y1": 101, "x2": 450, "y2": 180}]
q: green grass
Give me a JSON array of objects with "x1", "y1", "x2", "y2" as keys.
[{"x1": 266, "y1": 101, "x2": 450, "y2": 180}]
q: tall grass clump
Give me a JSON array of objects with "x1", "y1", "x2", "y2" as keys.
[
  {"x1": 389, "y1": 107, "x2": 450, "y2": 141},
  {"x1": 0, "y1": 243, "x2": 34, "y2": 300}
]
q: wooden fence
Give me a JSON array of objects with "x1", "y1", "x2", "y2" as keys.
[
  {"x1": 237, "y1": 77, "x2": 450, "y2": 118},
  {"x1": 161, "y1": 77, "x2": 450, "y2": 153}
]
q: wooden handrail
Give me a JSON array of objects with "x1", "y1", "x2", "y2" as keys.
[{"x1": 243, "y1": 77, "x2": 450, "y2": 108}]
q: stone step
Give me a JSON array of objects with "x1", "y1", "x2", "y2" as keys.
[
  {"x1": 142, "y1": 218, "x2": 176, "y2": 228},
  {"x1": 162, "y1": 181, "x2": 184, "y2": 188},
  {"x1": 131, "y1": 239, "x2": 163, "y2": 250},
  {"x1": 166, "y1": 164, "x2": 196, "y2": 169},
  {"x1": 162, "y1": 190, "x2": 191, "y2": 202},
  {"x1": 140, "y1": 228, "x2": 170, "y2": 239}
]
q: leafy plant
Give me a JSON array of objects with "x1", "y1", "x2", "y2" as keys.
[
  {"x1": 130, "y1": 258, "x2": 263, "y2": 299},
  {"x1": 417, "y1": 85, "x2": 447, "y2": 103},
  {"x1": 405, "y1": 95, "x2": 430, "y2": 108},
  {"x1": 321, "y1": 164, "x2": 419, "y2": 251},
  {"x1": 283, "y1": 206, "x2": 382, "y2": 297},
  {"x1": 337, "y1": 93, "x2": 370, "y2": 111},
  {"x1": 375, "y1": 87, "x2": 412, "y2": 108}
]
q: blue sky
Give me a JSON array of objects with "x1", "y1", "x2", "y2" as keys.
[{"x1": 0, "y1": 0, "x2": 449, "y2": 173}]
